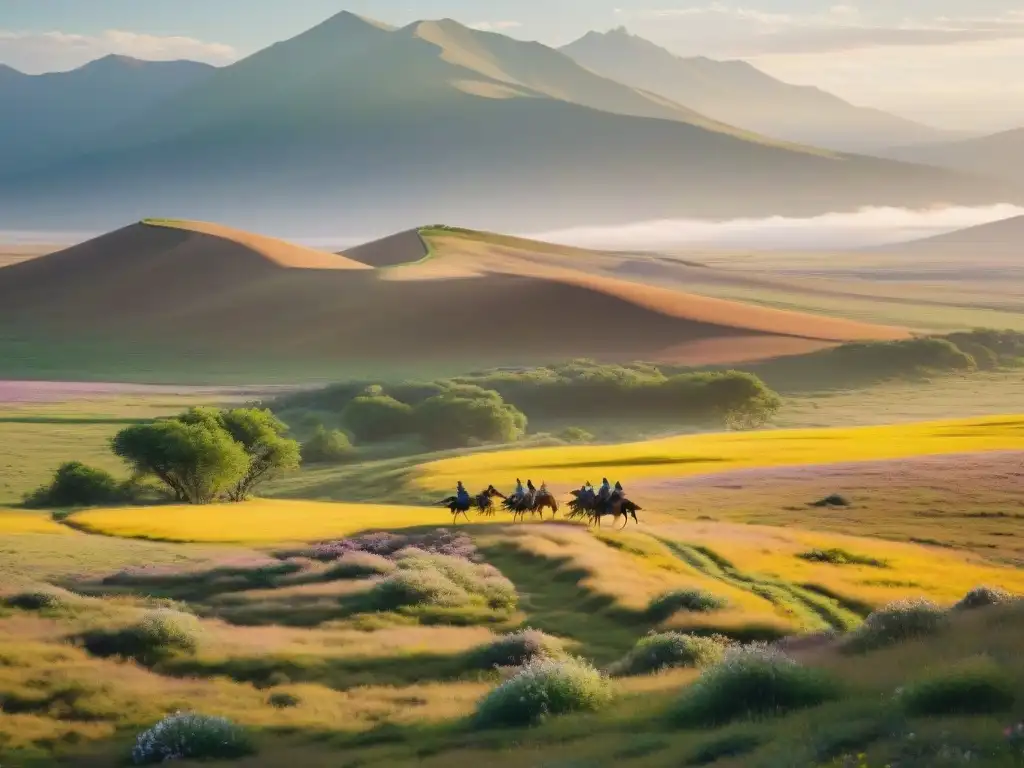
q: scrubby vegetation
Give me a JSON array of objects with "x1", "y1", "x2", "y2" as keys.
[
  {"x1": 300, "y1": 425, "x2": 353, "y2": 464},
  {"x1": 469, "y1": 629, "x2": 566, "y2": 669},
  {"x1": 896, "y1": 657, "x2": 1016, "y2": 716},
  {"x1": 798, "y1": 548, "x2": 889, "y2": 568},
  {"x1": 473, "y1": 656, "x2": 614, "y2": 727},
  {"x1": 672, "y1": 643, "x2": 840, "y2": 726},
  {"x1": 610, "y1": 632, "x2": 730, "y2": 676},
  {"x1": 954, "y1": 585, "x2": 1017, "y2": 610},
  {"x1": 81, "y1": 609, "x2": 201, "y2": 665},
  {"x1": 646, "y1": 589, "x2": 729, "y2": 621},
  {"x1": 844, "y1": 599, "x2": 947, "y2": 653},
  {"x1": 24, "y1": 461, "x2": 132, "y2": 508},
  {"x1": 131, "y1": 712, "x2": 253, "y2": 764}
]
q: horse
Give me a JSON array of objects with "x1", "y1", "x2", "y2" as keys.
[
  {"x1": 529, "y1": 484, "x2": 559, "y2": 520},
  {"x1": 567, "y1": 483, "x2": 641, "y2": 528},
  {"x1": 437, "y1": 485, "x2": 504, "y2": 523},
  {"x1": 502, "y1": 480, "x2": 558, "y2": 522},
  {"x1": 474, "y1": 485, "x2": 507, "y2": 517}
]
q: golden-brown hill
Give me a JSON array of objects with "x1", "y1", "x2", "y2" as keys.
[{"x1": 0, "y1": 220, "x2": 909, "y2": 374}]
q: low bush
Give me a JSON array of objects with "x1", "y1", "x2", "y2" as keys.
[
  {"x1": 610, "y1": 632, "x2": 730, "y2": 676},
  {"x1": 83, "y1": 609, "x2": 200, "y2": 665},
  {"x1": 132, "y1": 712, "x2": 253, "y2": 764},
  {"x1": 393, "y1": 549, "x2": 518, "y2": 611},
  {"x1": 647, "y1": 589, "x2": 728, "y2": 621},
  {"x1": 844, "y1": 599, "x2": 947, "y2": 653},
  {"x1": 300, "y1": 426, "x2": 354, "y2": 464},
  {"x1": 897, "y1": 658, "x2": 1015, "y2": 716},
  {"x1": 954, "y1": 585, "x2": 1016, "y2": 611},
  {"x1": 469, "y1": 629, "x2": 566, "y2": 669},
  {"x1": 5, "y1": 587, "x2": 74, "y2": 611},
  {"x1": 672, "y1": 643, "x2": 839, "y2": 726},
  {"x1": 326, "y1": 551, "x2": 397, "y2": 579},
  {"x1": 370, "y1": 568, "x2": 471, "y2": 611},
  {"x1": 24, "y1": 461, "x2": 126, "y2": 508},
  {"x1": 797, "y1": 548, "x2": 888, "y2": 568},
  {"x1": 559, "y1": 427, "x2": 595, "y2": 443},
  {"x1": 268, "y1": 692, "x2": 301, "y2": 709},
  {"x1": 341, "y1": 394, "x2": 415, "y2": 443},
  {"x1": 474, "y1": 657, "x2": 613, "y2": 727}
]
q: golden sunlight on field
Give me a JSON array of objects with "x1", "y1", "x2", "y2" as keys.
[{"x1": 414, "y1": 415, "x2": 1024, "y2": 491}]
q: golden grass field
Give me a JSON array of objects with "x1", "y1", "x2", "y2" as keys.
[{"x1": 415, "y1": 414, "x2": 1024, "y2": 492}]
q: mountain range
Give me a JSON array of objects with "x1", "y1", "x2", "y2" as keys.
[
  {"x1": 879, "y1": 128, "x2": 1024, "y2": 188},
  {"x1": 560, "y1": 27, "x2": 964, "y2": 153},
  {"x1": 0, "y1": 12, "x2": 1018, "y2": 237}
]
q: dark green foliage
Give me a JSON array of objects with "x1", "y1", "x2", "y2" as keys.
[
  {"x1": 610, "y1": 632, "x2": 729, "y2": 676},
  {"x1": 468, "y1": 629, "x2": 565, "y2": 669},
  {"x1": 131, "y1": 713, "x2": 254, "y2": 764},
  {"x1": 798, "y1": 548, "x2": 888, "y2": 568},
  {"x1": 673, "y1": 644, "x2": 839, "y2": 726},
  {"x1": 811, "y1": 494, "x2": 851, "y2": 508},
  {"x1": 647, "y1": 589, "x2": 729, "y2": 621},
  {"x1": 954, "y1": 585, "x2": 1016, "y2": 610},
  {"x1": 844, "y1": 599, "x2": 947, "y2": 653},
  {"x1": 685, "y1": 732, "x2": 766, "y2": 765},
  {"x1": 267, "y1": 692, "x2": 301, "y2": 709},
  {"x1": 898, "y1": 658, "x2": 1015, "y2": 716},
  {"x1": 414, "y1": 390, "x2": 527, "y2": 449},
  {"x1": 301, "y1": 425, "x2": 354, "y2": 464},
  {"x1": 23, "y1": 461, "x2": 125, "y2": 508},
  {"x1": 559, "y1": 427, "x2": 594, "y2": 443},
  {"x1": 82, "y1": 610, "x2": 200, "y2": 666},
  {"x1": 6, "y1": 589, "x2": 71, "y2": 611},
  {"x1": 341, "y1": 395, "x2": 415, "y2": 443}
]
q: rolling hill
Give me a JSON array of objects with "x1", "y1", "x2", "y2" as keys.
[
  {"x1": 0, "y1": 12, "x2": 1016, "y2": 237},
  {"x1": 560, "y1": 27, "x2": 960, "y2": 153},
  {"x1": 0, "y1": 220, "x2": 910, "y2": 380},
  {"x1": 0, "y1": 55, "x2": 214, "y2": 174},
  {"x1": 880, "y1": 127, "x2": 1024, "y2": 187},
  {"x1": 869, "y1": 213, "x2": 1024, "y2": 258}
]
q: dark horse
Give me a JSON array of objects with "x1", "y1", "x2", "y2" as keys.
[
  {"x1": 503, "y1": 480, "x2": 559, "y2": 522},
  {"x1": 567, "y1": 483, "x2": 641, "y2": 528},
  {"x1": 438, "y1": 485, "x2": 506, "y2": 522}
]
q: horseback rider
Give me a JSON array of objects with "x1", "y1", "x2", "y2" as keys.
[
  {"x1": 598, "y1": 477, "x2": 612, "y2": 501},
  {"x1": 456, "y1": 481, "x2": 471, "y2": 507},
  {"x1": 514, "y1": 477, "x2": 525, "y2": 501},
  {"x1": 526, "y1": 479, "x2": 536, "y2": 499}
]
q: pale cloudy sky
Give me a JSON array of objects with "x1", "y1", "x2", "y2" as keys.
[{"x1": 2, "y1": 1, "x2": 1022, "y2": 132}]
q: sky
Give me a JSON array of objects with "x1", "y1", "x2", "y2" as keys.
[{"x1": 3, "y1": 1, "x2": 1024, "y2": 132}]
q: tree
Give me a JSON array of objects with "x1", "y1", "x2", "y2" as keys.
[
  {"x1": 111, "y1": 420, "x2": 250, "y2": 504},
  {"x1": 341, "y1": 395, "x2": 415, "y2": 443},
  {"x1": 177, "y1": 407, "x2": 301, "y2": 501},
  {"x1": 415, "y1": 391, "x2": 527, "y2": 449},
  {"x1": 301, "y1": 425, "x2": 354, "y2": 464},
  {"x1": 24, "y1": 461, "x2": 123, "y2": 508}
]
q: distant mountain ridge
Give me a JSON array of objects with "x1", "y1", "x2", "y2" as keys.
[
  {"x1": 0, "y1": 11, "x2": 1016, "y2": 236},
  {"x1": 560, "y1": 27, "x2": 964, "y2": 153},
  {"x1": 0, "y1": 55, "x2": 215, "y2": 173},
  {"x1": 879, "y1": 128, "x2": 1024, "y2": 187}
]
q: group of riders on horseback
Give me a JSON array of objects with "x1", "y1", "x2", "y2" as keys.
[{"x1": 438, "y1": 476, "x2": 642, "y2": 528}]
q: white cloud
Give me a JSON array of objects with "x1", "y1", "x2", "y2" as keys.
[
  {"x1": 0, "y1": 29, "x2": 237, "y2": 74},
  {"x1": 467, "y1": 21, "x2": 523, "y2": 32},
  {"x1": 521, "y1": 204, "x2": 1024, "y2": 251}
]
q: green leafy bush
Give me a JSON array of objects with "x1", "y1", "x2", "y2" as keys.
[
  {"x1": 845, "y1": 599, "x2": 947, "y2": 653},
  {"x1": 132, "y1": 712, "x2": 253, "y2": 764},
  {"x1": 611, "y1": 632, "x2": 730, "y2": 676},
  {"x1": 469, "y1": 629, "x2": 566, "y2": 669},
  {"x1": 414, "y1": 391, "x2": 527, "y2": 449},
  {"x1": 672, "y1": 643, "x2": 839, "y2": 726},
  {"x1": 897, "y1": 658, "x2": 1015, "y2": 716},
  {"x1": 82, "y1": 609, "x2": 200, "y2": 665},
  {"x1": 24, "y1": 461, "x2": 124, "y2": 508},
  {"x1": 474, "y1": 657, "x2": 613, "y2": 727},
  {"x1": 341, "y1": 395, "x2": 414, "y2": 443},
  {"x1": 5, "y1": 587, "x2": 74, "y2": 611},
  {"x1": 647, "y1": 589, "x2": 728, "y2": 621},
  {"x1": 326, "y1": 551, "x2": 397, "y2": 579},
  {"x1": 300, "y1": 425, "x2": 353, "y2": 464}
]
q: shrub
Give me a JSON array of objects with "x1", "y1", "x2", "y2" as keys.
[
  {"x1": 672, "y1": 643, "x2": 839, "y2": 726},
  {"x1": 24, "y1": 461, "x2": 124, "y2": 508},
  {"x1": 131, "y1": 712, "x2": 253, "y2": 764},
  {"x1": 954, "y1": 585, "x2": 1016, "y2": 611},
  {"x1": 394, "y1": 549, "x2": 517, "y2": 610},
  {"x1": 370, "y1": 568, "x2": 471, "y2": 611},
  {"x1": 83, "y1": 609, "x2": 200, "y2": 665},
  {"x1": 414, "y1": 391, "x2": 527, "y2": 449},
  {"x1": 469, "y1": 629, "x2": 566, "y2": 669},
  {"x1": 474, "y1": 657, "x2": 613, "y2": 727},
  {"x1": 326, "y1": 551, "x2": 397, "y2": 579},
  {"x1": 647, "y1": 589, "x2": 728, "y2": 621},
  {"x1": 341, "y1": 395, "x2": 414, "y2": 443},
  {"x1": 559, "y1": 427, "x2": 595, "y2": 443},
  {"x1": 300, "y1": 425, "x2": 353, "y2": 464},
  {"x1": 268, "y1": 692, "x2": 301, "y2": 709},
  {"x1": 797, "y1": 548, "x2": 888, "y2": 568},
  {"x1": 845, "y1": 599, "x2": 947, "y2": 653},
  {"x1": 6, "y1": 588, "x2": 73, "y2": 611},
  {"x1": 897, "y1": 658, "x2": 1015, "y2": 716},
  {"x1": 611, "y1": 632, "x2": 729, "y2": 676}
]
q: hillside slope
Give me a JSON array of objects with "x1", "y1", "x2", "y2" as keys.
[
  {"x1": 869, "y1": 214, "x2": 1024, "y2": 258},
  {"x1": 0, "y1": 222, "x2": 909, "y2": 378},
  {"x1": 561, "y1": 28, "x2": 959, "y2": 152},
  {"x1": 0, "y1": 13, "x2": 1016, "y2": 236},
  {"x1": 880, "y1": 127, "x2": 1024, "y2": 187}
]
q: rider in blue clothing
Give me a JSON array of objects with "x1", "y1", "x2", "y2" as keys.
[
  {"x1": 598, "y1": 477, "x2": 612, "y2": 500},
  {"x1": 514, "y1": 478, "x2": 525, "y2": 500},
  {"x1": 456, "y1": 481, "x2": 471, "y2": 506}
]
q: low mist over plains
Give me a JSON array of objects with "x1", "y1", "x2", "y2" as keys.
[{"x1": 520, "y1": 204, "x2": 1024, "y2": 252}]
